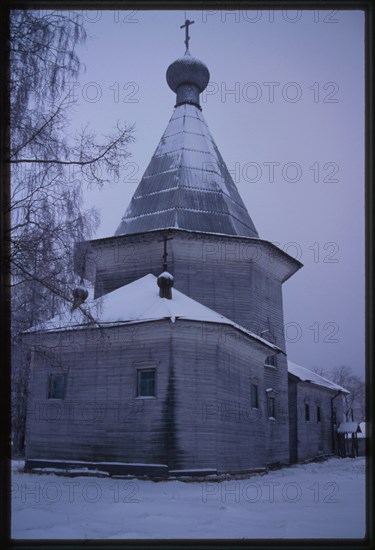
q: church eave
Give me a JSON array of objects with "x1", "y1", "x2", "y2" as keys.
[
  {"x1": 77, "y1": 227, "x2": 303, "y2": 273},
  {"x1": 23, "y1": 316, "x2": 285, "y2": 355}
]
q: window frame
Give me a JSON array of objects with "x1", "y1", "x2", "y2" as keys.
[
  {"x1": 47, "y1": 372, "x2": 67, "y2": 400},
  {"x1": 250, "y1": 382, "x2": 259, "y2": 409},
  {"x1": 305, "y1": 403, "x2": 310, "y2": 422},
  {"x1": 265, "y1": 355, "x2": 277, "y2": 368},
  {"x1": 267, "y1": 394, "x2": 276, "y2": 419},
  {"x1": 136, "y1": 367, "x2": 157, "y2": 399},
  {"x1": 316, "y1": 404, "x2": 321, "y2": 423}
]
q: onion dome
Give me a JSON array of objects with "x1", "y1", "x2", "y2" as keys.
[
  {"x1": 166, "y1": 52, "x2": 210, "y2": 109},
  {"x1": 72, "y1": 287, "x2": 89, "y2": 310},
  {"x1": 157, "y1": 271, "x2": 174, "y2": 299}
]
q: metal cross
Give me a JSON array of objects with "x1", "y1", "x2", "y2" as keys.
[
  {"x1": 180, "y1": 18, "x2": 195, "y2": 51},
  {"x1": 158, "y1": 235, "x2": 174, "y2": 271}
]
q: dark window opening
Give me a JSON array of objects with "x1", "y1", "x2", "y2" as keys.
[
  {"x1": 137, "y1": 369, "x2": 156, "y2": 397},
  {"x1": 251, "y1": 383, "x2": 258, "y2": 408},
  {"x1": 332, "y1": 407, "x2": 337, "y2": 425},
  {"x1": 265, "y1": 355, "x2": 277, "y2": 367},
  {"x1": 48, "y1": 373, "x2": 66, "y2": 399},
  {"x1": 267, "y1": 395, "x2": 275, "y2": 418},
  {"x1": 317, "y1": 405, "x2": 321, "y2": 423},
  {"x1": 305, "y1": 403, "x2": 310, "y2": 422}
]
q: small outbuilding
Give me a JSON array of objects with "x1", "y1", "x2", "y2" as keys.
[
  {"x1": 288, "y1": 361, "x2": 349, "y2": 463},
  {"x1": 357, "y1": 422, "x2": 368, "y2": 456},
  {"x1": 337, "y1": 422, "x2": 362, "y2": 458}
]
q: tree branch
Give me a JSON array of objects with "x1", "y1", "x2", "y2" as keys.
[{"x1": 9, "y1": 126, "x2": 133, "y2": 166}]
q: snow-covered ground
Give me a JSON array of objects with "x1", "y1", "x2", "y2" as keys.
[{"x1": 11, "y1": 457, "x2": 366, "y2": 539}]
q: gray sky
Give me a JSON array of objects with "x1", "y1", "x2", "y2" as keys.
[{"x1": 69, "y1": 9, "x2": 364, "y2": 378}]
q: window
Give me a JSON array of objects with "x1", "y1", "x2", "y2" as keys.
[
  {"x1": 316, "y1": 405, "x2": 321, "y2": 423},
  {"x1": 265, "y1": 355, "x2": 277, "y2": 367},
  {"x1": 137, "y1": 369, "x2": 156, "y2": 397},
  {"x1": 305, "y1": 403, "x2": 310, "y2": 422},
  {"x1": 250, "y1": 383, "x2": 258, "y2": 408},
  {"x1": 267, "y1": 395, "x2": 275, "y2": 418},
  {"x1": 332, "y1": 407, "x2": 337, "y2": 425},
  {"x1": 48, "y1": 373, "x2": 66, "y2": 399}
]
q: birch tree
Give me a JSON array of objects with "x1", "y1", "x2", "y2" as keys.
[{"x1": 9, "y1": 10, "x2": 134, "y2": 454}]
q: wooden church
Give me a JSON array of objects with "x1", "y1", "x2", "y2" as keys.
[{"x1": 23, "y1": 26, "x2": 348, "y2": 477}]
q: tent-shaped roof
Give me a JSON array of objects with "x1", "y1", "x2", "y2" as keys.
[
  {"x1": 288, "y1": 360, "x2": 350, "y2": 394},
  {"x1": 115, "y1": 51, "x2": 259, "y2": 239},
  {"x1": 25, "y1": 274, "x2": 280, "y2": 352}
]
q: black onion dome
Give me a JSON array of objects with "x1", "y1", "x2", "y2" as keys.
[
  {"x1": 157, "y1": 271, "x2": 174, "y2": 299},
  {"x1": 166, "y1": 53, "x2": 210, "y2": 93},
  {"x1": 157, "y1": 271, "x2": 174, "y2": 288}
]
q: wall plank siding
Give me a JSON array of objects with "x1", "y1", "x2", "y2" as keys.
[
  {"x1": 292, "y1": 379, "x2": 344, "y2": 461},
  {"x1": 24, "y1": 228, "x2": 341, "y2": 474},
  {"x1": 24, "y1": 317, "x2": 282, "y2": 473}
]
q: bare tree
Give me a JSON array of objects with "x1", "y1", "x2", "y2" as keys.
[
  {"x1": 312, "y1": 365, "x2": 326, "y2": 377},
  {"x1": 329, "y1": 365, "x2": 366, "y2": 422},
  {"x1": 9, "y1": 10, "x2": 134, "y2": 307},
  {"x1": 312, "y1": 364, "x2": 365, "y2": 422},
  {"x1": 8, "y1": 10, "x2": 134, "y2": 455}
]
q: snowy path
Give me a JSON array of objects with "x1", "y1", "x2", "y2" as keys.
[{"x1": 11, "y1": 457, "x2": 366, "y2": 539}]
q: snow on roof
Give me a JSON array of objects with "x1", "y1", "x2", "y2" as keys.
[
  {"x1": 287, "y1": 360, "x2": 350, "y2": 394},
  {"x1": 24, "y1": 274, "x2": 281, "y2": 353},
  {"x1": 337, "y1": 422, "x2": 361, "y2": 434},
  {"x1": 158, "y1": 271, "x2": 174, "y2": 280}
]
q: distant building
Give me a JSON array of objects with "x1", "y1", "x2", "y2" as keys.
[
  {"x1": 288, "y1": 361, "x2": 349, "y2": 463},
  {"x1": 336, "y1": 421, "x2": 366, "y2": 457},
  {"x1": 23, "y1": 33, "x2": 348, "y2": 477},
  {"x1": 357, "y1": 422, "x2": 368, "y2": 456}
]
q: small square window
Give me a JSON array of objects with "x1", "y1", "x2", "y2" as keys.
[
  {"x1": 317, "y1": 405, "x2": 321, "y2": 423},
  {"x1": 305, "y1": 403, "x2": 310, "y2": 422},
  {"x1": 265, "y1": 355, "x2": 277, "y2": 367},
  {"x1": 137, "y1": 369, "x2": 156, "y2": 397},
  {"x1": 250, "y1": 383, "x2": 258, "y2": 408},
  {"x1": 267, "y1": 395, "x2": 275, "y2": 418},
  {"x1": 48, "y1": 373, "x2": 66, "y2": 399}
]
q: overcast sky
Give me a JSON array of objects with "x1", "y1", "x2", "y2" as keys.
[{"x1": 67, "y1": 9, "x2": 364, "y2": 378}]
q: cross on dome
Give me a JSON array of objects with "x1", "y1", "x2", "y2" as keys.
[
  {"x1": 180, "y1": 18, "x2": 195, "y2": 53},
  {"x1": 166, "y1": 19, "x2": 209, "y2": 109}
]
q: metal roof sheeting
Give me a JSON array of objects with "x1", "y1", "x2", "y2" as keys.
[
  {"x1": 288, "y1": 360, "x2": 350, "y2": 394},
  {"x1": 115, "y1": 104, "x2": 259, "y2": 238}
]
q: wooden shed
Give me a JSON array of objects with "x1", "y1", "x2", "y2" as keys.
[
  {"x1": 357, "y1": 422, "x2": 368, "y2": 456},
  {"x1": 288, "y1": 361, "x2": 348, "y2": 463},
  {"x1": 337, "y1": 422, "x2": 362, "y2": 458}
]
